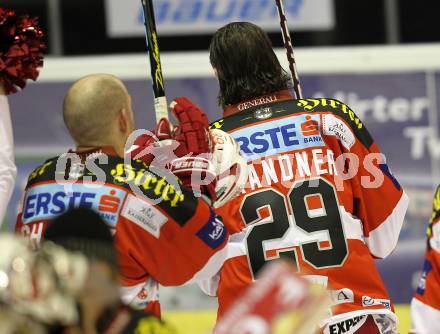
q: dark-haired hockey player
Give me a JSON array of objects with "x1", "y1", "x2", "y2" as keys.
[{"x1": 199, "y1": 22, "x2": 409, "y2": 334}]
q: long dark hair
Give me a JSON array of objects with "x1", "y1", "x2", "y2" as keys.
[{"x1": 209, "y1": 22, "x2": 291, "y2": 108}]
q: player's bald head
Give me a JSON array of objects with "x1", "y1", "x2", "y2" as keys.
[{"x1": 63, "y1": 74, "x2": 132, "y2": 146}]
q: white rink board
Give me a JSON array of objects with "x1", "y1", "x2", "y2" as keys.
[{"x1": 37, "y1": 44, "x2": 440, "y2": 82}]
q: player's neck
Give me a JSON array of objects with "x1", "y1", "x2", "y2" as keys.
[{"x1": 74, "y1": 145, "x2": 120, "y2": 157}]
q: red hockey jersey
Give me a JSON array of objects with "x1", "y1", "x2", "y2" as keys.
[
  {"x1": 15, "y1": 148, "x2": 228, "y2": 317},
  {"x1": 207, "y1": 94, "x2": 409, "y2": 329},
  {"x1": 411, "y1": 185, "x2": 440, "y2": 333}
]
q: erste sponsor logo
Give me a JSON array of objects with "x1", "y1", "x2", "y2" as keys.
[
  {"x1": 22, "y1": 183, "x2": 125, "y2": 227},
  {"x1": 232, "y1": 114, "x2": 324, "y2": 160}
]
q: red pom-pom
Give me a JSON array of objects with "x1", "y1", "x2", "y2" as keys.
[{"x1": 0, "y1": 7, "x2": 46, "y2": 94}]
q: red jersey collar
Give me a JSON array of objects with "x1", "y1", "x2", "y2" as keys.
[
  {"x1": 68, "y1": 146, "x2": 119, "y2": 157},
  {"x1": 223, "y1": 90, "x2": 293, "y2": 117}
]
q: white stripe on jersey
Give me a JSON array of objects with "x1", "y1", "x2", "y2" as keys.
[
  {"x1": 185, "y1": 242, "x2": 229, "y2": 284},
  {"x1": 365, "y1": 191, "x2": 409, "y2": 259},
  {"x1": 411, "y1": 298, "x2": 440, "y2": 334},
  {"x1": 120, "y1": 278, "x2": 159, "y2": 310}
]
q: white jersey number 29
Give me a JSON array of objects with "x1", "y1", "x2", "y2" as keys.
[{"x1": 240, "y1": 177, "x2": 348, "y2": 278}]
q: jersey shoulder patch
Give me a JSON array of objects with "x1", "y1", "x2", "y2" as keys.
[
  {"x1": 26, "y1": 156, "x2": 59, "y2": 187},
  {"x1": 296, "y1": 98, "x2": 373, "y2": 149}
]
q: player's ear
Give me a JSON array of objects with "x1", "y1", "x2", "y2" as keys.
[
  {"x1": 118, "y1": 108, "x2": 129, "y2": 133},
  {"x1": 213, "y1": 67, "x2": 218, "y2": 79}
]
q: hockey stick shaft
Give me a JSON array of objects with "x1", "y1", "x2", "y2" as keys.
[
  {"x1": 274, "y1": 0, "x2": 303, "y2": 99},
  {"x1": 141, "y1": 0, "x2": 168, "y2": 122}
]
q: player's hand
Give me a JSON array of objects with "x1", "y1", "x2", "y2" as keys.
[
  {"x1": 170, "y1": 97, "x2": 210, "y2": 156},
  {"x1": 129, "y1": 118, "x2": 172, "y2": 166},
  {"x1": 130, "y1": 97, "x2": 216, "y2": 201},
  {"x1": 169, "y1": 97, "x2": 216, "y2": 201}
]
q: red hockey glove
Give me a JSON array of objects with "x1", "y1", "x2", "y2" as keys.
[
  {"x1": 170, "y1": 97, "x2": 210, "y2": 156},
  {"x1": 130, "y1": 118, "x2": 173, "y2": 166},
  {"x1": 130, "y1": 97, "x2": 216, "y2": 201},
  {"x1": 169, "y1": 97, "x2": 216, "y2": 201}
]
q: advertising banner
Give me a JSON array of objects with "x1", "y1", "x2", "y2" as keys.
[{"x1": 105, "y1": 0, "x2": 335, "y2": 37}]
